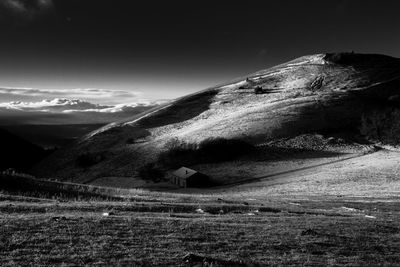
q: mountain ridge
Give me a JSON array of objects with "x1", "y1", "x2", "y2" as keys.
[{"x1": 33, "y1": 53, "x2": 400, "y2": 181}]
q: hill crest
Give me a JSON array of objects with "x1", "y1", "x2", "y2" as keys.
[{"x1": 33, "y1": 53, "x2": 400, "y2": 180}]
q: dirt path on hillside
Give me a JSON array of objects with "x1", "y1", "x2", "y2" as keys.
[{"x1": 214, "y1": 148, "x2": 382, "y2": 190}]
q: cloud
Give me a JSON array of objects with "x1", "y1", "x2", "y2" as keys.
[
  {"x1": 0, "y1": 98, "x2": 163, "y2": 125},
  {"x1": 0, "y1": 87, "x2": 142, "y2": 105},
  {"x1": 0, "y1": 98, "x2": 160, "y2": 113},
  {"x1": 0, "y1": 98, "x2": 108, "y2": 112},
  {"x1": 0, "y1": 86, "x2": 167, "y2": 125},
  {"x1": 0, "y1": 0, "x2": 55, "y2": 22}
]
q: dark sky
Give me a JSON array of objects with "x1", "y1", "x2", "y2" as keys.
[{"x1": 0, "y1": 0, "x2": 400, "y2": 101}]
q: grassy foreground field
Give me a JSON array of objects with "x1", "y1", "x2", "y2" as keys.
[
  {"x1": 1, "y1": 192, "x2": 400, "y2": 266},
  {"x1": 2, "y1": 149, "x2": 400, "y2": 266}
]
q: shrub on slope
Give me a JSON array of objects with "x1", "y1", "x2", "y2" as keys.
[
  {"x1": 158, "y1": 137, "x2": 255, "y2": 168},
  {"x1": 76, "y1": 152, "x2": 106, "y2": 168},
  {"x1": 137, "y1": 163, "x2": 164, "y2": 182},
  {"x1": 360, "y1": 108, "x2": 400, "y2": 145}
]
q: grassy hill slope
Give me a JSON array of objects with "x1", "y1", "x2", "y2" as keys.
[{"x1": 33, "y1": 53, "x2": 400, "y2": 181}]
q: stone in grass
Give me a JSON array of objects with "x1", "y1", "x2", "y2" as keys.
[
  {"x1": 301, "y1": 228, "x2": 319, "y2": 236},
  {"x1": 195, "y1": 208, "x2": 205, "y2": 214},
  {"x1": 102, "y1": 211, "x2": 116, "y2": 217}
]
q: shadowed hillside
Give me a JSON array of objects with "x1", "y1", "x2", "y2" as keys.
[
  {"x1": 33, "y1": 53, "x2": 400, "y2": 181},
  {"x1": 0, "y1": 128, "x2": 50, "y2": 172},
  {"x1": 2, "y1": 124, "x2": 106, "y2": 148}
]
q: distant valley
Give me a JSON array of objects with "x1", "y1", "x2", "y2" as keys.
[{"x1": 1, "y1": 124, "x2": 106, "y2": 148}]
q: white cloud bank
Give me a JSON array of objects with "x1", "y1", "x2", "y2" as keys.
[
  {"x1": 0, "y1": 98, "x2": 162, "y2": 125},
  {"x1": 0, "y1": 87, "x2": 167, "y2": 125},
  {"x1": 0, "y1": 87, "x2": 142, "y2": 105},
  {"x1": 1, "y1": 98, "x2": 102, "y2": 111}
]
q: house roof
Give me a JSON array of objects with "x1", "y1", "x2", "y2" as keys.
[{"x1": 172, "y1": 167, "x2": 198, "y2": 180}]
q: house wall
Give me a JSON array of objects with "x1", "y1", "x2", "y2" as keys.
[
  {"x1": 172, "y1": 175, "x2": 187, "y2": 188},
  {"x1": 187, "y1": 174, "x2": 210, "y2": 188},
  {"x1": 179, "y1": 178, "x2": 186, "y2": 188},
  {"x1": 171, "y1": 172, "x2": 210, "y2": 188}
]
